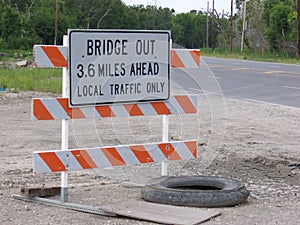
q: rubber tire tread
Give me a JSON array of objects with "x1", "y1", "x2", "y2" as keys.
[{"x1": 141, "y1": 176, "x2": 249, "y2": 207}]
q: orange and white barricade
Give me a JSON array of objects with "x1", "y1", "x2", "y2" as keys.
[
  {"x1": 34, "y1": 141, "x2": 197, "y2": 174},
  {"x1": 15, "y1": 34, "x2": 201, "y2": 213}
]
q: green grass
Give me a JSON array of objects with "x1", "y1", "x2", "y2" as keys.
[
  {"x1": 0, "y1": 49, "x2": 33, "y2": 62},
  {"x1": 0, "y1": 68, "x2": 62, "y2": 93}
]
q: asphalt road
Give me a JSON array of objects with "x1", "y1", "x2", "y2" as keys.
[{"x1": 172, "y1": 57, "x2": 300, "y2": 108}]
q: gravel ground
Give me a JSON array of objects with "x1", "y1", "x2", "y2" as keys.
[{"x1": 0, "y1": 91, "x2": 299, "y2": 225}]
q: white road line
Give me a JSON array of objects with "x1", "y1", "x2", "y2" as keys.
[
  {"x1": 191, "y1": 90, "x2": 299, "y2": 109},
  {"x1": 242, "y1": 98, "x2": 299, "y2": 109},
  {"x1": 282, "y1": 86, "x2": 300, "y2": 90}
]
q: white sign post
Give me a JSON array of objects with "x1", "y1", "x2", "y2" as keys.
[{"x1": 69, "y1": 30, "x2": 170, "y2": 107}]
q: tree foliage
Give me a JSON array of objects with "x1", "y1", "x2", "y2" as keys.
[
  {"x1": 172, "y1": 11, "x2": 207, "y2": 48},
  {"x1": 0, "y1": 0, "x2": 298, "y2": 57},
  {"x1": 262, "y1": 0, "x2": 297, "y2": 55}
]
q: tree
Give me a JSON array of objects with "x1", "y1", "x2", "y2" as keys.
[
  {"x1": 64, "y1": 0, "x2": 127, "y2": 29},
  {"x1": 1, "y1": 0, "x2": 298, "y2": 57},
  {"x1": 246, "y1": 0, "x2": 267, "y2": 55},
  {"x1": 171, "y1": 11, "x2": 208, "y2": 49},
  {"x1": 128, "y1": 5, "x2": 173, "y2": 30},
  {"x1": 264, "y1": 2, "x2": 295, "y2": 54},
  {"x1": 0, "y1": 5, "x2": 22, "y2": 48}
]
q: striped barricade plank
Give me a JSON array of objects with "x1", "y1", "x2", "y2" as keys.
[
  {"x1": 34, "y1": 45, "x2": 68, "y2": 68},
  {"x1": 32, "y1": 95, "x2": 197, "y2": 120},
  {"x1": 171, "y1": 49, "x2": 200, "y2": 68},
  {"x1": 33, "y1": 140, "x2": 197, "y2": 174},
  {"x1": 33, "y1": 45, "x2": 200, "y2": 68}
]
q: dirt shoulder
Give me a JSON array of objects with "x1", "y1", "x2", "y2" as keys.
[{"x1": 0, "y1": 92, "x2": 299, "y2": 225}]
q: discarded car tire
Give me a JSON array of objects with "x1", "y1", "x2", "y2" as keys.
[{"x1": 141, "y1": 176, "x2": 249, "y2": 207}]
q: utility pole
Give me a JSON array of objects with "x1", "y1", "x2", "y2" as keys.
[
  {"x1": 212, "y1": 0, "x2": 215, "y2": 50},
  {"x1": 206, "y1": 1, "x2": 209, "y2": 48},
  {"x1": 230, "y1": 0, "x2": 233, "y2": 53},
  {"x1": 297, "y1": 0, "x2": 300, "y2": 58},
  {"x1": 241, "y1": 0, "x2": 247, "y2": 52},
  {"x1": 54, "y1": 0, "x2": 58, "y2": 45}
]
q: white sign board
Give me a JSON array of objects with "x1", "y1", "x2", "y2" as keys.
[{"x1": 69, "y1": 30, "x2": 170, "y2": 107}]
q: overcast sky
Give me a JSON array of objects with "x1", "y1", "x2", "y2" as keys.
[{"x1": 122, "y1": 0, "x2": 234, "y2": 13}]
